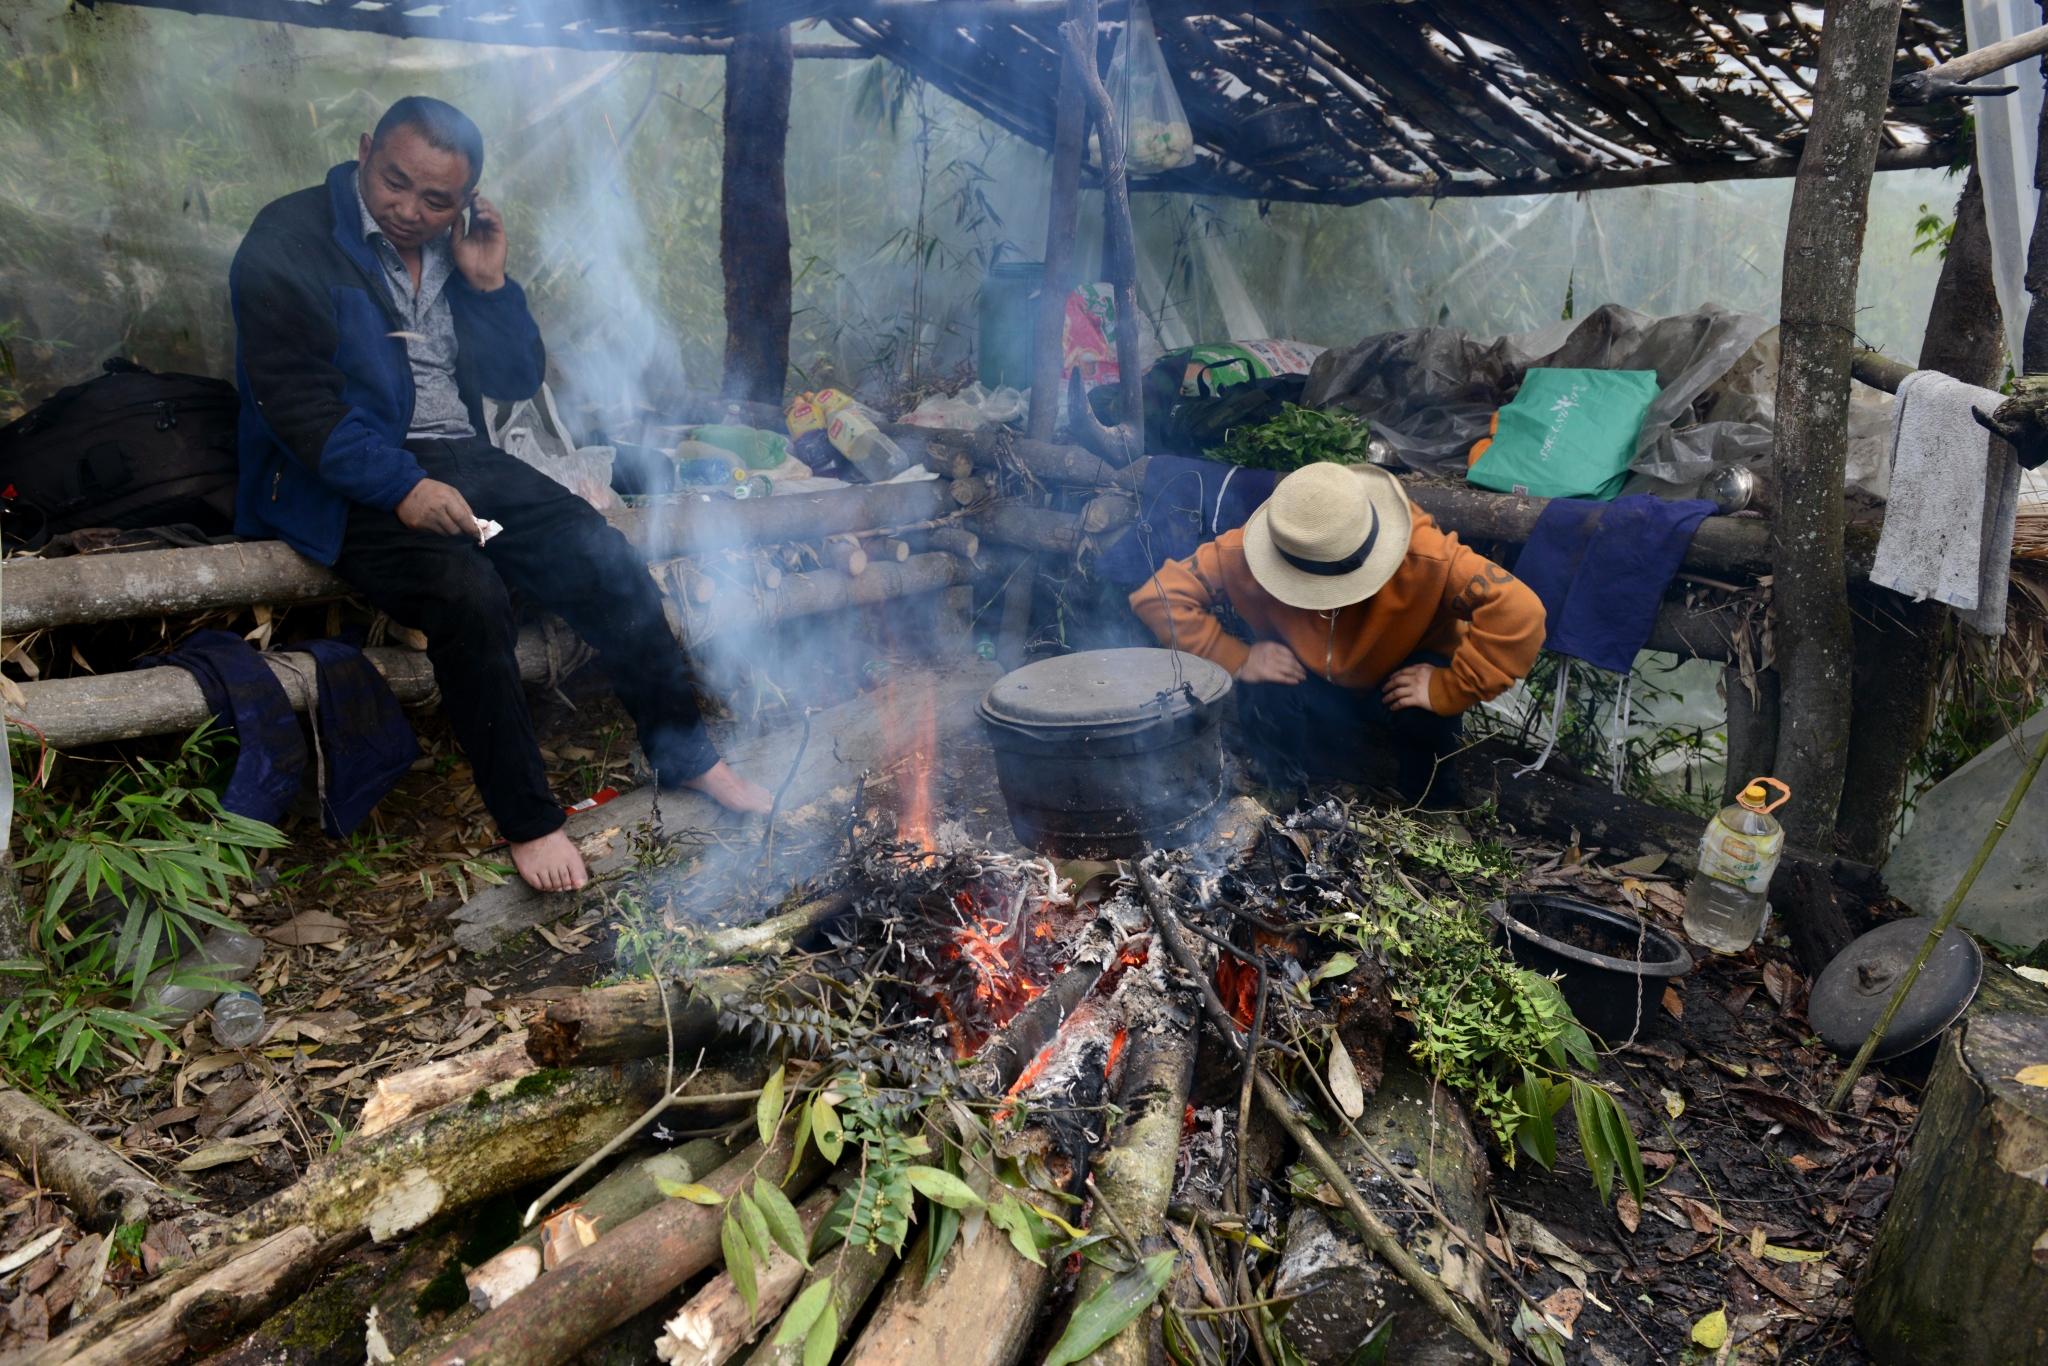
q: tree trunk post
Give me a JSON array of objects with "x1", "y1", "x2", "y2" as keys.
[
  {"x1": 1722, "y1": 664, "x2": 1781, "y2": 807},
  {"x1": 1027, "y1": 0, "x2": 1092, "y2": 441},
  {"x1": 1855, "y1": 1012, "x2": 2048, "y2": 1365},
  {"x1": 719, "y1": 26, "x2": 795, "y2": 405},
  {"x1": 1767, "y1": 0, "x2": 1907, "y2": 851},
  {"x1": 1835, "y1": 163, "x2": 2000, "y2": 864}
]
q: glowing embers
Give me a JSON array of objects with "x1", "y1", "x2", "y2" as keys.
[{"x1": 931, "y1": 871, "x2": 1081, "y2": 1057}]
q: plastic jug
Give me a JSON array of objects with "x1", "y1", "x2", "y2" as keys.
[
  {"x1": 817, "y1": 391, "x2": 912, "y2": 483},
  {"x1": 1683, "y1": 778, "x2": 1790, "y2": 954}
]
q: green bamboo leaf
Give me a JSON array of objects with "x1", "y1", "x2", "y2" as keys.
[
  {"x1": 752, "y1": 1177, "x2": 810, "y2": 1268},
  {"x1": 925, "y1": 1203, "x2": 960, "y2": 1289},
  {"x1": 1513, "y1": 1070, "x2": 1557, "y2": 1170},
  {"x1": 1594, "y1": 1088, "x2": 1647, "y2": 1205},
  {"x1": 1572, "y1": 1079, "x2": 1615, "y2": 1204},
  {"x1": 1042, "y1": 1251, "x2": 1178, "y2": 1366},
  {"x1": 985, "y1": 1195, "x2": 1045, "y2": 1266},
  {"x1": 773, "y1": 1277, "x2": 834, "y2": 1347},
  {"x1": 784, "y1": 1092, "x2": 814, "y2": 1184},
  {"x1": 756, "y1": 1065, "x2": 786, "y2": 1149},
  {"x1": 802, "y1": 1301, "x2": 837, "y2": 1366},
  {"x1": 812, "y1": 1097, "x2": 844, "y2": 1163},
  {"x1": 657, "y1": 1179, "x2": 724, "y2": 1205},
  {"x1": 737, "y1": 1190, "x2": 774, "y2": 1264},
  {"x1": 903, "y1": 1165, "x2": 983, "y2": 1209},
  {"x1": 722, "y1": 1214, "x2": 758, "y2": 1317}
]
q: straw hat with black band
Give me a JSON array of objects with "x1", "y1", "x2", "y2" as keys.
[{"x1": 1242, "y1": 461, "x2": 1414, "y2": 611}]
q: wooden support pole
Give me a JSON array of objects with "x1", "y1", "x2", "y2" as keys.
[
  {"x1": 1766, "y1": 0, "x2": 1905, "y2": 850},
  {"x1": 720, "y1": 25, "x2": 795, "y2": 404},
  {"x1": 1837, "y1": 163, "x2": 2001, "y2": 864},
  {"x1": 1027, "y1": 0, "x2": 1091, "y2": 441}
]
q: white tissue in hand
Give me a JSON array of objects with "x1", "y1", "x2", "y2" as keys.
[{"x1": 475, "y1": 517, "x2": 504, "y2": 543}]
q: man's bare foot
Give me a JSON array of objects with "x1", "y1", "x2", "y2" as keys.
[
  {"x1": 509, "y1": 828, "x2": 588, "y2": 893},
  {"x1": 681, "y1": 760, "x2": 775, "y2": 815}
]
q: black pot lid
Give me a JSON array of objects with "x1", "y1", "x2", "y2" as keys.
[
  {"x1": 1811, "y1": 918, "x2": 1983, "y2": 1061},
  {"x1": 980, "y1": 648, "x2": 1231, "y2": 730}
]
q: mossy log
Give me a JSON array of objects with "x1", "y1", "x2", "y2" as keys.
[
  {"x1": 1855, "y1": 1011, "x2": 2048, "y2": 1365},
  {"x1": 24, "y1": 1225, "x2": 362, "y2": 1366},
  {"x1": 191, "y1": 1228, "x2": 462, "y2": 1366},
  {"x1": 421, "y1": 1133, "x2": 828, "y2": 1366},
  {"x1": 0, "y1": 1086, "x2": 178, "y2": 1230},
  {"x1": 524, "y1": 973, "x2": 762, "y2": 1070},
  {"x1": 734, "y1": 1235, "x2": 896, "y2": 1366},
  {"x1": 467, "y1": 1138, "x2": 736, "y2": 1311},
  {"x1": 835, "y1": 1219, "x2": 1052, "y2": 1366},
  {"x1": 230, "y1": 1059, "x2": 755, "y2": 1244},
  {"x1": 1273, "y1": 1058, "x2": 1493, "y2": 1366},
  {"x1": 1068, "y1": 991, "x2": 1197, "y2": 1366},
  {"x1": 654, "y1": 1179, "x2": 841, "y2": 1365}
]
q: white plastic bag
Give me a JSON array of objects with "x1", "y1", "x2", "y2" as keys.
[
  {"x1": 1107, "y1": 0, "x2": 1192, "y2": 171},
  {"x1": 486, "y1": 384, "x2": 620, "y2": 511},
  {"x1": 899, "y1": 382, "x2": 1030, "y2": 431}
]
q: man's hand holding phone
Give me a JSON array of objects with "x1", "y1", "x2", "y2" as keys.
[{"x1": 452, "y1": 192, "x2": 507, "y2": 293}]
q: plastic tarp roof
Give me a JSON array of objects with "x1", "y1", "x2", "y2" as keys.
[{"x1": 83, "y1": 0, "x2": 1972, "y2": 203}]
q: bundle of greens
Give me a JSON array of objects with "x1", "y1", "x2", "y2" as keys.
[{"x1": 1211, "y1": 402, "x2": 1371, "y2": 471}]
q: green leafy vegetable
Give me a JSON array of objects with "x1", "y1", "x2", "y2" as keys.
[{"x1": 1213, "y1": 403, "x2": 1371, "y2": 472}]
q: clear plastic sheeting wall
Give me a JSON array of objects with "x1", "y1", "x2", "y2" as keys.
[{"x1": 2, "y1": 0, "x2": 1959, "y2": 428}]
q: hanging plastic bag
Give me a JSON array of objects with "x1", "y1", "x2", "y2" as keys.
[
  {"x1": 486, "y1": 384, "x2": 620, "y2": 512},
  {"x1": 1106, "y1": 0, "x2": 1193, "y2": 172}
]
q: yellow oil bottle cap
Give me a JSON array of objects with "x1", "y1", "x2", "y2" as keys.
[{"x1": 1741, "y1": 782, "x2": 1769, "y2": 809}]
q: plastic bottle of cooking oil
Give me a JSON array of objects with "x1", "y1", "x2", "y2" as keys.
[
  {"x1": 817, "y1": 390, "x2": 912, "y2": 483},
  {"x1": 1683, "y1": 778, "x2": 1790, "y2": 954}
]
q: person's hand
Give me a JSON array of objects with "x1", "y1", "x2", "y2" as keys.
[
  {"x1": 452, "y1": 193, "x2": 508, "y2": 292},
  {"x1": 396, "y1": 478, "x2": 482, "y2": 541},
  {"x1": 1237, "y1": 640, "x2": 1308, "y2": 685},
  {"x1": 1382, "y1": 663, "x2": 1437, "y2": 712}
]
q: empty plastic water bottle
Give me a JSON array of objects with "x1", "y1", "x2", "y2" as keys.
[
  {"x1": 141, "y1": 927, "x2": 266, "y2": 1026},
  {"x1": 211, "y1": 990, "x2": 267, "y2": 1049}
]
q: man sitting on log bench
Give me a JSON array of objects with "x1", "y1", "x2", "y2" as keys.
[
  {"x1": 230, "y1": 96, "x2": 772, "y2": 893},
  {"x1": 1130, "y1": 461, "x2": 1544, "y2": 808}
]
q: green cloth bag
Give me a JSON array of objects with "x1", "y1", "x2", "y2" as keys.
[{"x1": 1467, "y1": 367, "x2": 1660, "y2": 501}]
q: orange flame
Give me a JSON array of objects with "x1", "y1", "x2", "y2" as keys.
[
  {"x1": 1105, "y1": 1027, "x2": 1128, "y2": 1079},
  {"x1": 880, "y1": 680, "x2": 939, "y2": 852}
]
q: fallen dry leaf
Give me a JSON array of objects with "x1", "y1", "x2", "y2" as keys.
[
  {"x1": 1787, "y1": 1154, "x2": 1822, "y2": 1173},
  {"x1": 1762, "y1": 960, "x2": 1804, "y2": 1010},
  {"x1": 1661, "y1": 1087, "x2": 1685, "y2": 1118},
  {"x1": 263, "y1": 909, "x2": 352, "y2": 946},
  {"x1": 1691, "y1": 1308, "x2": 1728, "y2": 1350},
  {"x1": 1729, "y1": 1083, "x2": 1842, "y2": 1146},
  {"x1": 1616, "y1": 1191, "x2": 1641, "y2": 1233},
  {"x1": 1615, "y1": 852, "x2": 1668, "y2": 876},
  {"x1": 314, "y1": 987, "x2": 342, "y2": 1010},
  {"x1": 2014, "y1": 1064, "x2": 2048, "y2": 1088},
  {"x1": 177, "y1": 1142, "x2": 256, "y2": 1172},
  {"x1": 1328, "y1": 1042, "x2": 1365, "y2": 1120},
  {"x1": 1670, "y1": 1194, "x2": 1736, "y2": 1234},
  {"x1": 1640, "y1": 1150, "x2": 1677, "y2": 1171},
  {"x1": 1661, "y1": 986, "x2": 1685, "y2": 1019},
  {"x1": 1539, "y1": 1286, "x2": 1584, "y2": 1338}
]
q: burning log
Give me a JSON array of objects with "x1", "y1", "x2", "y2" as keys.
[
  {"x1": 963, "y1": 911, "x2": 1119, "y2": 1093},
  {"x1": 230, "y1": 1057, "x2": 757, "y2": 1244},
  {"x1": 694, "y1": 892, "x2": 853, "y2": 962},
  {"x1": 23, "y1": 1225, "x2": 360, "y2": 1366},
  {"x1": 356, "y1": 1033, "x2": 535, "y2": 1138},
  {"x1": 420, "y1": 1134, "x2": 830, "y2": 1366},
  {"x1": 1067, "y1": 994, "x2": 1198, "y2": 1366},
  {"x1": 1273, "y1": 1058, "x2": 1493, "y2": 1366},
  {"x1": 524, "y1": 971, "x2": 760, "y2": 1070},
  {"x1": 0, "y1": 1087, "x2": 178, "y2": 1231},
  {"x1": 836, "y1": 1224, "x2": 1051, "y2": 1366},
  {"x1": 1138, "y1": 866, "x2": 1509, "y2": 1366},
  {"x1": 735, "y1": 1235, "x2": 896, "y2": 1366},
  {"x1": 653, "y1": 1179, "x2": 843, "y2": 1365},
  {"x1": 467, "y1": 1137, "x2": 737, "y2": 1312}
]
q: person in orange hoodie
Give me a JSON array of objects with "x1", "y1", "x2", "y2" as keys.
[{"x1": 1129, "y1": 460, "x2": 1544, "y2": 807}]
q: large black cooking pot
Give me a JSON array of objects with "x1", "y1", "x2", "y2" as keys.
[{"x1": 980, "y1": 648, "x2": 1233, "y2": 858}]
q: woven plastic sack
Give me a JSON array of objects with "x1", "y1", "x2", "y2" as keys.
[
  {"x1": 1467, "y1": 367, "x2": 1659, "y2": 501},
  {"x1": 1108, "y1": 0, "x2": 1193, "y2": 171}
]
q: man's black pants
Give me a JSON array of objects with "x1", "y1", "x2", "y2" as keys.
[
  {"x1": 1236, "y1": 652, "x2": 1464, "y2": 807},
  {"x1": 332, "y1": 436, "x2": 718, "y2": 843}
]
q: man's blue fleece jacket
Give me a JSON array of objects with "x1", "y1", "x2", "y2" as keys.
[{"x1": 229, "y1": 161, "x2": 546, "y2": 564}]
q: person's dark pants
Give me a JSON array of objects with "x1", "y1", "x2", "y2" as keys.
[
  {"x1": 332, "y1": 436, "x2": 719, "y2": 843},
  {"x1": 1236, "y1": 652, "x2": 1465, "y2": 808}
]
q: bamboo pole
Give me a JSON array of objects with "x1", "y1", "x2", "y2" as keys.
[{"x1": 1026, "y1": 0, "x2": 1090, "y2": 441}]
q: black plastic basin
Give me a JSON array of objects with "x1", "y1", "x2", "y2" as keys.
[{"x1": 1489, "y1": 894, "x2": 1693, "y2": 1045}]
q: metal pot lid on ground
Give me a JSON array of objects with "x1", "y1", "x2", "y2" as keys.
[
  {"x1": 1810, "y1": 917, "x2": 1983, "y2": 1061},
  {"x1": 979, "y1": 648, "x2": 1232, "y2": 741}
]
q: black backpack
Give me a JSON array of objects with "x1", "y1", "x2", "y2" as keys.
[{"x1": 0, "y1": 358, "x2": 240, "y2": 552}]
